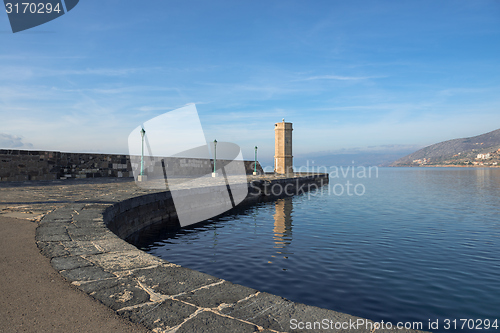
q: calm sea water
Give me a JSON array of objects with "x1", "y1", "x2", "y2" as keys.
[{"x1": 139, "y1": 167, "x2": 500, "y2": 332}]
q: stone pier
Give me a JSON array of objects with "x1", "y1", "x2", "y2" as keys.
[{"x1": 0, "y1": 175, "x2": 425, "y2": 333}]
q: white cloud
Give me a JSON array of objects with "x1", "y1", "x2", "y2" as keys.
[{"x1": 0, "y1": 133, "x2": 33, "y2": 149}]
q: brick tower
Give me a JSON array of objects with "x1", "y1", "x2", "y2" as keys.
[{"x1": 274, "y1": 119, "x2": 293, "y2": 174}]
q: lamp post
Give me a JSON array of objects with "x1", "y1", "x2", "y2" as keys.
[
  {"x1": 139, "y1": 128, "x2": 147, "y2": 181},
  {"x1": 212, "y1": 139, "x2": 218, "y2": 177},
  {"x1": 253, "y1": 146, "x2": 258, "y2": 176}
]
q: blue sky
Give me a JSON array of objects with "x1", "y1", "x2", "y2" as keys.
[{"x1": 1, "y1": 0, "x2": 500, "y2": 165}]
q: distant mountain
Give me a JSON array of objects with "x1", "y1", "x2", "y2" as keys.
[{"x1": 390, "y1": 128, "x2": 500, "y2": 167}]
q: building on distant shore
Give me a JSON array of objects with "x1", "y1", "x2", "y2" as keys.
[{"x1": 476, "y1": 153, "x2": 491, "y2": 160}]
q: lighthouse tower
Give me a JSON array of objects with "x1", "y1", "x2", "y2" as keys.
[{"x1": 274, "y1": 119, "x2": 293, "y2": 175}]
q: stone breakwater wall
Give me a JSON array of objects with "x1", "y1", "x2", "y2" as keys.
[
  {"x1": 34, "y1": 175, "x2": 425, "y2": 333},
  {"x1": 106, "y1": 175, "x2": 329, "y2": 241},
  {"x1": 0, "y1": 149, "x2": 263, "y2": 182}
]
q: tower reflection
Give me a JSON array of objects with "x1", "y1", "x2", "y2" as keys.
[{"x1": 273, "y1": 197, "x2": 293, "y2": 257}]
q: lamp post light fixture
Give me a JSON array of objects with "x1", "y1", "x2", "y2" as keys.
[
  {"x1": 212, "y1": 139, "x2": 218, "y2": 177},
  {"x1": 253, "y1": 146, "x2": 258, "y2": 176},
  {"x1": 138, "y1": 127, "x2": 147, "y2": 182}
]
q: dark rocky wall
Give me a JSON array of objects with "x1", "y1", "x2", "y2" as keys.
[{"x1": 0, "y1": 149, "x2": 263, "y2": 182}]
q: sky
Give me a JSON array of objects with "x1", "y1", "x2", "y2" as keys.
[{"x1": 1, "y1": 0, "x2": 500, "y2": 165}]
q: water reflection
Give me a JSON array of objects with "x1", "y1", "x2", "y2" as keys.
[
  {"x1": 272, "y1": 198, "x2": 294, "y2": 263},
  {"x1": 143, "y1": 168, "x2": 500, "y2": 329}
]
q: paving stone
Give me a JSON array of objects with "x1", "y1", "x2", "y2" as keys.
[
  {"x1": 51, "y1": 256, "x2": 93, "y2": 271},
  {"x1": 74, "y1": 207, "x2": 104, "y2": 214},
  {"x1": 40, "y1": 211, "x2": 73, "y2": 219},
  {"x1": 119, "y1": 299, "x2": 197, "y2": 331},
  {"x1": 37, "y1": 241, "x2": 70, "y2": 258},
  {"x1": 38, "y1": 219, "x2": 72, "y2": 225},
  {"x1": 35, "y1": 233, "x2": 71, "y2": 242},
  {"x1": 71, "y1": 220, "x2": 106, "y2": 228},
  {"x1": 66, "y1": 203, "x2": 87, "y2": 211},
  {"x1": 36, "y1": 230, "x2": 68, "y2": 242},
  {"x1": 35, "y1": 223, "x2": 70, "y2": 241},
  {"x1": 36, "y1": 225, "x2": 69, "y2": 236},
  {"x1": 67, "y1": 226, "x2": 115, "y2": 241},
  {"x1": 60, "y1": 266, "x2": 115, "y2": 282},
  {"x1": 177, "y1": 281, "x2": 257, "y2": 309},
  {"x1": 176, "y1": 310, "x2": 259, "y2": 333},
  {"x1": 89, "y1": 278, "x2": 151, "y2": 311},
  {"x1": 84, "y1": 250, "x2": 163, "y2": 272},
  {"x1": 73, "y1": 213, "x2": 105, "y2": 224},
  {"x1": 220, "y1": 292, "x2": 294, "y2": 331},
  {"x1": 82, "y1": 203, "x2": 112, "y2": 210},
  {"x1": 91, "y1": 238, "x2": 138, "y2": 253},
  {"x1": 60, "y1": 240, "x2": 104, "y2": 256},
  {"x1": 74, "y1": 278, "x2": 121, "y2": 293},
  {"x1": 129, "y1": 265, "x2": 221, "y2": 296},
  {"x1": 41, "y1": 210, "x2": 75, "y2": 220}
]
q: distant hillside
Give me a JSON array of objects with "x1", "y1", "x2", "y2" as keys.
[{"x1": 390, "y1": 128, "x2": 500, "y2": 167}]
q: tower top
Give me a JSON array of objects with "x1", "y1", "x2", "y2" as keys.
[
  {"x1": 282, "y1": 118, "x2": 285, "y2": 122},
  {"x1": 275, "y1": 120, "x2": 293, "y2": 129}
]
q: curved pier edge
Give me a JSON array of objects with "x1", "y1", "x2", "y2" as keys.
[{"x1": 35, "y1": 175, "x2": 425, "y2": 333}]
